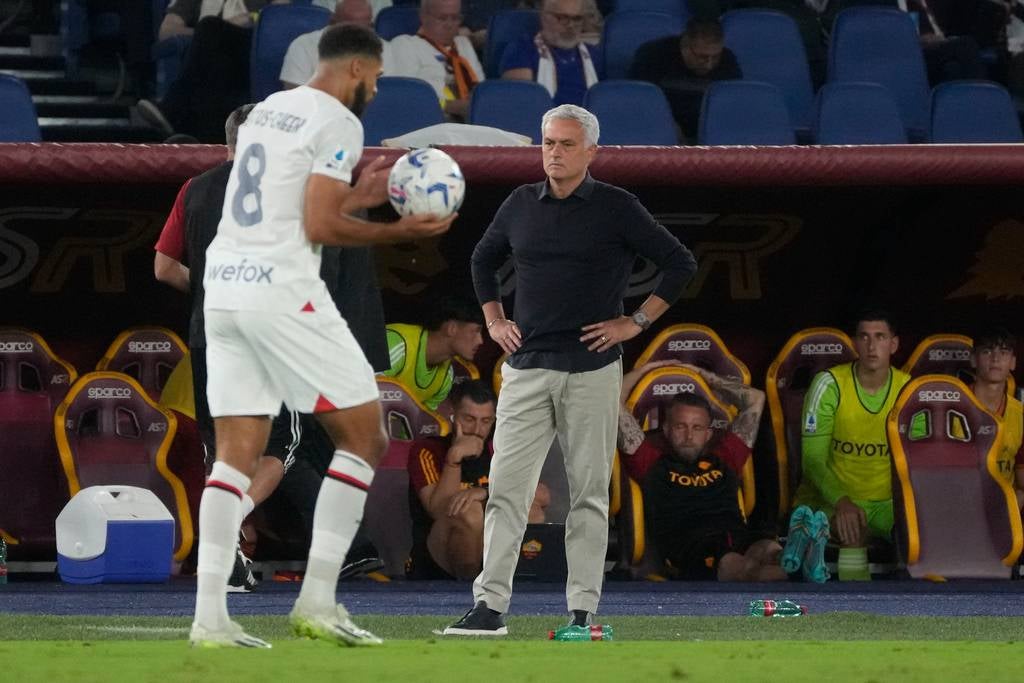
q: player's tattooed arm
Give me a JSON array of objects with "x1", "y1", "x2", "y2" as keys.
[
  {"x1": 689, "y1": 367, "x2": 765, "y2": 448},
  {"x1": 617, "y1": 409, "x2": 645, "y2": 456}
]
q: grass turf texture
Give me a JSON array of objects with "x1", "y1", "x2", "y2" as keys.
[{"x1": 3, "y1": 615, "x2": 1024, "y2": 682}]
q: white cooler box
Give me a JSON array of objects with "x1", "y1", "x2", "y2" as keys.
[{"x1": 55, "y1": 485, "x2": 175, "y2": 584}]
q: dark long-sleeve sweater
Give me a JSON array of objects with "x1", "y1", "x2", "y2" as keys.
[{"x1": 471, "y1": 174, "x2": 697, "y2": 373}]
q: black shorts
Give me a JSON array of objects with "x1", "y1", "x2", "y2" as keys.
[
  {"x1": 661, "y1": 527, "x2": 751, "y2": 581},
  {"x1": 265, "y1": 407, "x2": 303, "y2": 471}
]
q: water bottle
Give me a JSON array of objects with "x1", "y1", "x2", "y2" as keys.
[
  {"x1": 749, "y1": 599, "x2": 805, "y2": 617},
  {"x1": 0, "y1": 537, "x2": 7, "y2": 584},
  {"x1": 547, "y1": 624, "x2": 614, "y2": 641}
]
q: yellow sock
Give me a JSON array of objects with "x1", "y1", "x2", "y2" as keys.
[{"x1": 837, "y1": 546, "x2": 870, "y2": 581}]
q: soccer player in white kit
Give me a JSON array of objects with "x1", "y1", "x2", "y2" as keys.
[{"x1": 190, "y1": 24, "x2": 455, "y2": 648}]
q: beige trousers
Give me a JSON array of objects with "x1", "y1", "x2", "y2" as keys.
[{"x1": 473, "y1": 359, "x2": 621, "y2": 614}]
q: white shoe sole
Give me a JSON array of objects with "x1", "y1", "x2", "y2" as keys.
[{"x1": 442, "y1": 626, "x2": 508, "y2": 636}]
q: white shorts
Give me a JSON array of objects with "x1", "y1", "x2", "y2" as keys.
[{"x1": 205, "y1": 308, "x2": 379, "y2": 417}]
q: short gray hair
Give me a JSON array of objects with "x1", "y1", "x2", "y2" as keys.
[{"x1": 541, "y1": 104, "x2": 600, "y2": 147}]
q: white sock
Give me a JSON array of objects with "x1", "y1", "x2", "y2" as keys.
[
  {"x1": 194, "y1": 461, "x2": 251, "y2": 631},
  {"x1": 295, "y1": 450, "x2": 374, "y2": 614},
  {"x1": 240, "y1": 494, "x2": 255, "y2": 525}
]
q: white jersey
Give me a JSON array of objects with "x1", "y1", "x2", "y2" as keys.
[{"x1": 204, "y1": 86, "x2": 363, "y2": 313}]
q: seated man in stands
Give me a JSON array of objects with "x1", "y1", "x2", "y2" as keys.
[
  {"x1": 386, "y1": 0, "x2": 484, "y2": 120},
  {"x1": 617, "y1": 360, "x2": 786, "y2": 582},
  {"x1": 794, "y1": 310, "x2": 911, "y2": 581},
  {"x1": 407, "y1": 380, "x2": 549, "y2": 579},
  {"x1": 382, "y1": 295, "x2": 484, "y2": 411},
  {"x1": 500, "y1": 0, "x2": 602, "y2": 106},
  {"x1": 629, "y1": 18, "x2": 741, "y2": 141},
  {"x1": 281, "y1": 0, "x2": 376, "y2": 89},
  {"x1": 968, "y1": 325, "x2": 1023, "y2": 507}
]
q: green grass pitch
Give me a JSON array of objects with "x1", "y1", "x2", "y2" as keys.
[{"x1": 3, "y1": 614, "x2": 1024, "y2": 682}]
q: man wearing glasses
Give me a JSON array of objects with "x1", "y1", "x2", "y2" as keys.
[
  {"x1": 387, "y1": 0, "x2": 484, "y2": 119},
  {"x1": 501, "y1": 0, "x2": 602, "y2": 106}
]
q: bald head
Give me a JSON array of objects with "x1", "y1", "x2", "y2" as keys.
[{"x1": 331, "y1": 0, "x2": 373, "y2": 28}]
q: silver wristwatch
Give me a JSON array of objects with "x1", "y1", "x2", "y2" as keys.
[{"x1": 630, "y1": 310, "x2": 651, "y2": 331}]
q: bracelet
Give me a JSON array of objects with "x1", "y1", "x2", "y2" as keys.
[
  {"x1": 445, "y1": 461, "x2": 462, "y2": 468},
  {"x1": 486, "y1": 318, "x2": 507, "y2": 330}
]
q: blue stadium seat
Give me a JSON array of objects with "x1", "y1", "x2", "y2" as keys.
[
  {"x1": 583, "y1": 80, "x2": 678, "y2": 144},
  {"x1": 0, "y1": 75, "x2": 41, "y2": 142},
  {"x1": 361, "y1": 77, "x2": 446, "y2": 146},
  {"x1": 930, "y1": 80, "x2": 1024, "y2": 143},
  {"x1": 612, "y1": 0, "x2": 688, "y2": 14},
  {"x1": 827, "y1": 7, "x2": 930, "y2": 140},
  {"x1": 250, "y1": 4, "x2": 331, "y2": 102},
  {"x1": 698, "y1": 80, "x2": 795, "y2": 145},
  {"x1": 485, "y1": 9, "x2": 540, "y2": 78},
  {"x1": 602, "y1": 11, "x2": 687, "y2": 80},
  {"x1": 813, "y1": 82, "x2": 908, "y2": 144},
  {"x1": 468, "y1": 80, "x2": 554, "y2": 143},
  {"x1": 375, "y1": 6, "x2": 421, "y2": 40},
  {"x1": 721, "y1": 9, "x2": 814, "y2": 134}
]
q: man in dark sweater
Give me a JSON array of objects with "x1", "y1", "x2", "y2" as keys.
[
  {"x1": 444, "y1": 104, "x2": 697, "y2": 637},
  {"x1": 630, "y1": 18, "x2": 742, "y2": 142}
]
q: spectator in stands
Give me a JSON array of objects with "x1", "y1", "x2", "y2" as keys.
[
  {"x1": 445, "y1": 105, "x2": 696, "y2": 636},
  {"x1": 793, "y1": 310, "x2": 911, "y2": 581},
  {"x1": 500, "y1": 0, "x2": 602, "y2": 107},
  {"x1": 629, "y1": 19, "x2": 741, "y2": 142},
  {"x1": 968, "y1": 326, "x2": 1023, "y2": 507},
  {"x1": 381, "y1": 296, "x2": 484, "y2": 411},
  {"x1": 616, "y1": 360, "x2": 786, "y2": 581},
  {"x1": 386, "y1": 0, "x2": 484, "y2": 120},
  {"x1": 281, "y1": 0, "x2": 376, "y2": 90},
  {"x1": 407, "y1": 380, "x2": 549, "y2": 579},
  {"x1": 137, "y1": 0, "x2": 280, "y2": 142}
]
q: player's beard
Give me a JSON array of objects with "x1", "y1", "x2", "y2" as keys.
[{"x1": 349, "y1": 81, "x2": 369, "y2": 118}]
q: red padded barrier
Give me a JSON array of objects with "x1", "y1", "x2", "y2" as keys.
[{"x1": 1, "y1": 143, "x2": 1023, "y2": 187}]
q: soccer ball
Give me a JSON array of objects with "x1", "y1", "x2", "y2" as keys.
[{"x1": 387, "y1": 148, "x2": 465, "y2": 219}]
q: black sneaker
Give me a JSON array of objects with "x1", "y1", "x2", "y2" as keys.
[
  {"x1": 227, "y1": 544, "x2": 257, "y2": 593},
  {"x1": 569, "y1": 609, "x2": 592, "y2": 627},
  {"x1": 442, "y1": 601, "x2": 508, "y2": 636}
]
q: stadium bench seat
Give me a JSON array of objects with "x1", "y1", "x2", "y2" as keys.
[
  {"x1": 901, "y1": 334, "x2": 974, "y2": 382},
  {"x1": 888, "y1": 375, "x2": 1023, "y2": 578},
  {"x1": 632, "y1": 323, "x2": 751, "y2": 384},
  {"x1": 484, "y1": 9, "x2": 540, "y2": 78},
  {"x1": 95, "y1": 327, "x2": 187, "y2": 401},
  {"x1": 361, "y1": 76, "x2": 446, "y2": 146},
  {"x1": 930, "y1": 80, "x2": 1024, "y2": 143},
  {"x1": 250, "y1": 3, "x2": 331, "y2": 101},
  {"x1": 0, "y1": 74, "x2": 42, "y2": 142},
  {"x1": 766, "y1": 327, "x2": 857, "y2": 519},
  {"x1": 54, "y1": 371, "x2": 194, "y2": 561},
  {"x1": 602, "y1": 11, "x2": 687, "y2": 80},
  {"x1": 611, "y1": 366, "x2": 753, "y2": 574},
  {"x1": 0, "y1": 329, "x2": 77, "y2": 559},
  {"x1": 698, "y1": 80, "x2": 796, "y2": 145},
  {"x1": 827, "y1": 7, "x2": 930, "y2": 140},
  {"x1": 468, "y1": 80, "x2": 554, "y2": 143},
  {"x1": 583, "y1": 80, "x2": 679, "y2": 145},
  {"x1": 374, "y1": 5, "x2": 421, "y2": 40},
  {"x1": 368, "y1": 378, "x2": 450, "y2": 576},
  {"x1": 721, "y1": 9, "x2": 814, "y2": 134},
  {"x1": 812, "y1": 82, "x2": 908, "y2": 144}
]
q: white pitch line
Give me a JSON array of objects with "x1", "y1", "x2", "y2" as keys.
[{"x1": 84, "y1": 625, "x2": 188, "y2": 634}]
